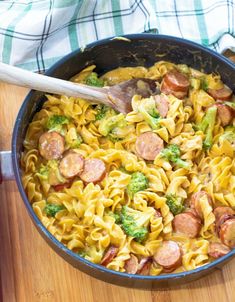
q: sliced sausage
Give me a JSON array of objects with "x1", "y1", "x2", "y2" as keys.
[
  {"x1": 154, "y1": 209, "x2": 162, "y2": 218},
  {"x1": 190, "y1": 191, "x2": 212, "y2": 219},
  {"x1": 39, "y1": 131, "x2": 65, "y2": 160},
  {"x1": 153, "y1": 241, "x2": 182, "y2": 272},
  {"x1": 154, "y1": 95, "x2": 169, "y2": 118},
  {"x1": 219, "y1": 218, "x2": 235, "y2": 248},
  {"x1": 124, "y1": 254, "x2": 138, "y2": 274},
  {"x1": 208, "y1": 242, "x2": 231, "y2": 258},
  {"x1": 164, "y1": 70, "x2": 190, "y2": 92},
  {"x1": 137, "y1": 257, "x2": 152, "y2": 275},
  {"x1": 208, "y1": 85, "x2": 233, "y2": 101},
  {"x1": 173, "y1": 212, "x2": 201, "y2": 238},
  {"x1": 214, "y1": 206, "x2": 235, "y2": 220},
  {"x1": 101, "y1": 246, "x2": 118, "y2": 266},
  {"x1": 135, "y1": 132, "x2": 164, "y2": 161},
  {"x1": 216, "y1": 213, "x2": 235, "y2": 235},
  {"x1": 161, "y1": 78, "x2": 188, "y2": 99},
  {"x1": 59, "y1": 152, "x2": 84, "y2": 178},
  {"x1": 79, "y1": 158, "x2": 106, "y2": 183},
  {"x1": 53, "y1": 181, "x2": 73, "y2": 192},
  {"x1": 215, "y1": 103, "x2": 234, "y2": 126}
]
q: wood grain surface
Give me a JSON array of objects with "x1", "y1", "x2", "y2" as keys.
[{"x1": 0, "y1": 82, "x2": 235, "y2": 302}]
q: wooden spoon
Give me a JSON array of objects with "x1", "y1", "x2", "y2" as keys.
[{"x1": 0, "y1": 62, "x2": 158, "y2": 114}]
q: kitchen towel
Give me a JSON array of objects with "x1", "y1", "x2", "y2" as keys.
[{"x1": 0, "y1": 0, "x2": 234, "y2": 72}]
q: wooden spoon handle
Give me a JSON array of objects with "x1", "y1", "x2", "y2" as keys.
[{"x1": 0, "y1": 62, "x2": 110, "y2": 104}]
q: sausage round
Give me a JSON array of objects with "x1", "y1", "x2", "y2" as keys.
[
  {"x1": 164, "y1": 70, "x2": 190, "y2": 92},
  {"x1": 190, "y1": 191, "x2": 212, "y2": 219},
  {"x1": 208, "y1": 242, "x2": 231, "y2": 258},
  {"x1": 59, "y1": 152, "x2": 84, "y2": 178},
  {"x1": 101, "y1": 246, "x2": 118, "y2": 266},
  {"x1": 214, "y1": 206, "x2": 235, "y2": 220},
  {"x1": 124, "y1": 254, "x2": 139, "y2": 274},
  {"x1": 135, "y1": 132, "x2": 164, "y2": 161},
  {"x1": 39, "y1": 131, "x2": 65, "y2": 160},
  {"x1": 79, "y1": 158, "x2": 106, "y2": 183},
  {"x1": 219, "y1": 218, "x2": 235, "y2": 248},
  {"x1": 215, "y1": 103, "x2": 234, "y2": 126},
  {"x1": 154, "y1": 95, "x2": 169, "y2": 118},
  {"x1": 161, "y1": 79, "x2": 188, "y2": 99},
  {"x1": 173, "y1": 212, "x2": 201, "y2": 238},
  {"x1": 208, "y1": 85, "x2": 233, "y2": 101},
  {"x1": 216, "y1": 213, "x2": 235, "y2": 235},
  {"x1": 137, "y1": 257, "x2": 152, "y2": 275},
  {"x1": 153, "y1": 241, "x2": 182, "y2": 272}
]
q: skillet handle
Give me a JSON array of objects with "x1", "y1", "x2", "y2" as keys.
[{"x1": 0, "y1": 151, "x2": 15, "y2": 183}]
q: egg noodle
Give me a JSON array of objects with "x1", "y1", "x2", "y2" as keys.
[{"x1": 21, "y1": 61, "x2": 235, "y2": 275}]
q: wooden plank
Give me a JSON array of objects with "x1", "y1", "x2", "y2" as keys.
[{"x1": 0, "y1": 82, "x2": 235, "y2": 302}]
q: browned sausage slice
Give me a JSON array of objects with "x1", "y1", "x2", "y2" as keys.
[
  {"x1": 161, "y1": 79, "x2": 188, "y2": 99},
  {"x1": 79, "y1": 158, "x2": 106, "y2": 183},
  {"x1": 190, "y1": 191, "x2": 212, "y2": 219},
  {"x1": 153, "y1": 241, "x2": 182, "y2": 272},
  {"x1": 173, "y1": 212, "x2": 201, "y2": 238},
  {"x1": 137, "y1": 257, "x2": 152, "y2": 275},
  {"x1": 154, "y1": 95, "x2": 169, "y2": 118},
  {"x1": 135, "y1": 132, "x2": 164, "y2": 161},
  {"x1": 208, "y1": 242, "x2": 231, "y2": 258},
  {"x1": 214, "y1": 206, "x2": 235, "y2": 220},
  {"x1": 219, "y1": 218, "x2": 235, "y2": 248},
  {"x1": 59, "y1": 152, "x2": 84, "y2": 178},
  {"x1": 215, "y1": 103, "x2": 234, "y2": 126},
  {"x1": 101, "y1": 246, "x2": 118, "y2": 266},
  {"x1": 216, "y1": 213, "x2": 235, "y2": 235},
  {"x1": 39, "y1": 131, "x2": 65, "y2": 160},
  {"x1": 124, "y1": 254, "x2": 138, "y2": 274},
  {"x1": 208, "y1": 85, "x2": 233, "y2": 101},
  {"x1": 164, "y1": 70, "x2": 190, "y2": 92}
]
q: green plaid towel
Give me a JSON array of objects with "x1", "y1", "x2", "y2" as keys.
[{"x1": 0, "y1": 0, "x2": 234, "y2": 72}]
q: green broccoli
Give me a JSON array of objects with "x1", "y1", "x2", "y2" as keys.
[
  {"x1": 46, "y1": 115, "x2": 70, "y2": 132},
  {"x1": 44, "y1": 203, "x2": 65, "y2": 217},
  {"x1": 65, "y1": 128, "x2": 83, "y2": 149},
  {"x1": 120, "y1": 206, "x2": 153, "y2": 243},
  {"x1": 138, "y1": 98, "x2": 161, "y2": 129},
  {"x1": 198, "y1": 106, "x2": 217, "y2": 150},
  {"x1": 126, "y1": 172, "x2": 149, "y2": 199},
  {"x1": 84, "y1": 72, "x2": 104, "y2": 87},
  {"x1": 107, "y1": 133, "x2": 123, "y2": 143},
  {"x1": 35, "y1": 164, "x2": 49, "y2": 180},
  {"x1": 201, "y1": 78, "x2": 208, "y2": 91},
  {"x1": 95, "y1": 104, "x2": 109, "y2": 120},
  {"x1": 160, "y1": 144, "x2": 191, "y2": 169},
  {"x1": 98, "y1": 113, "x2": 125, "y2": 136},
  {"x1": 106, "y1": 211, "x2": 122, "y2": 224},
  {"x1": 219, "y1": 126, "x2": 235, "y2": 143},
  {"x1": 166, "y1": 194, "x2": 185, "y2": 215}
]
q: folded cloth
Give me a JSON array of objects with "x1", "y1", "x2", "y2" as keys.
[{"x1": 0, "y1": 0, "x2": 234, "y2": 72}]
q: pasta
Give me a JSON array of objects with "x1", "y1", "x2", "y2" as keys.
[{"x1": 21, "y1": 61, "x2": 235, "y2": 275}]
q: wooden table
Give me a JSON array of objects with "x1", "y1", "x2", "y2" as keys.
[{"x1": 1, "y1": 82, "x2": 235, "y2": 302}]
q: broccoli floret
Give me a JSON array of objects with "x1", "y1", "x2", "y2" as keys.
[
  {"x1": 106, "y1": 211, "x2": 122, "y2": 224},
  {"x1": 120, "y1": 206, "x2": 153, "y2": 243},
  {"x1": 35, "y1": 165, "x2": 49, "y2": 180},
  {"x1": 127, "y1": 172, "x2": 149, "y2": 199},
  {"x1": 201, "y1": 78, "x2": 208, "y2": 91},
  {"x1": 98, "y1": 113, "x2": 125, "y2": 136},
  {"x1": 166, "y1": 194, "x2": 185, "y2": 215},
  {"x1": 46, "y1": 115, "x2": 70, "y2": 132},
  {"x1": 44, "y1": 203, "x2": 65, "y2": 217},
  {"x1": 138, "y1": 98, "x2": 161, "y2": 129},
  {"x1": 65, "y1": 128, "x2": 82, "y2": 148},
  {"x1": 220, "y1": 126, "x2": 235, "y2": 143},
  {"x1": 84, "y1": 72, "x2": 104, "y2": 87},
  {"x1": 198, "y1": 106, "x2": 217, "y2": 150},
  {"x1": 161, "y1": 144, "x2": 190, "y2": 169},
  {"x1": 95, "y1": 104, "x2": 109, "y2": 120}
]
